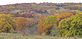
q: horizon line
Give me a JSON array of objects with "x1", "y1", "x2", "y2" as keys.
[{"x1": 0, "y1": 2, "x2": 82, "y2": 5}]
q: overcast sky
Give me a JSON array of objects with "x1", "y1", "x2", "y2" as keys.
[{"x1": 0, "y1": 0, "x2": 82, "y2": 5}]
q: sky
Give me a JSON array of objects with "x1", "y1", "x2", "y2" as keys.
[{"x1": 0, "y1": 0, "x2": 82, "y2": 5}]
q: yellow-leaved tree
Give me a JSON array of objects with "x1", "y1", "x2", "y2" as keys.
[{"x1": 0, "y1": 14, "x2": 15, "y2": 33}]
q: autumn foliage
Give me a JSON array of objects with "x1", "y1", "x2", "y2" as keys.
[
  {"x1": 0, "y1": 14, "x2": 15, "y2": 32},
  {"x1": 38, "y1": 15, "x2": 57, "y2": 35},
  {"x1": 38, "y1": 15, "x2": 47, "y2": 34},
  {"x1": 56, "y1": 12, "x2": 74, "y2": 21},
  {"x1": 58, "y1": 14, "x2": 82, "y2": 37},
  {"x1": 15, "y1": 17, "x2": 28, "y2": 31},
  {"x1": 1, "y1": 3, "x2": 82, "y2": 37},
  {"x1": 15, "y1": 17, "x2": 35, "y2": 31}
]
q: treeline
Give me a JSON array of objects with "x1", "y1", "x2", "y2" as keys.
[{"x1": 0, "y1": 11, "x2": 82, "y2": 37}]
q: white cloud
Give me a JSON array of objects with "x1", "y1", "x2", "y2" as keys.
[{"x1": 0, "y1": 0, "x2": 82, "y2": 5}]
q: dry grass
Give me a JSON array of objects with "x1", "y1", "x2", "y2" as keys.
[{"x1": 0, "y1": 33, "x2": 81, "y2": 39}]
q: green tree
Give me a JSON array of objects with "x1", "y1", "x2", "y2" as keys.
[
  {"x1": 45, "y1": 16, "x2": 58, "y2": 35},
  {"x1": 58, "y1": 14, "x2": 82, "y2": 37}
]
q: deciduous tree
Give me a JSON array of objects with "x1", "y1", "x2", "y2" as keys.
[
  {"x1": 0, "y1": 14, "x2": 15, "y2": 32},
  {"x1": 58, "y1": 14, "x2": 82, "y2": 37}
]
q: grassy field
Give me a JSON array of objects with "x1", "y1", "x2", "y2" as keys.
[{"x1": 0, "y1": 33, "x2": 81, "y2": 39}]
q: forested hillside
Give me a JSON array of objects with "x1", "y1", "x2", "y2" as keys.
[{"x1": 0, "y1": 3, "x2": 82, "y2": 37}]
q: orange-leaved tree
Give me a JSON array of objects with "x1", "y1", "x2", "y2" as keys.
[
  {"x1": 56, "y1": 12, "x2": 74, "y2": 21},
  {"x1": 38, "y1": 15, "x2": 57, "y2": 35},
  {"x1": 15, "y1": 17, "x2": 34, "y2": 32}
]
